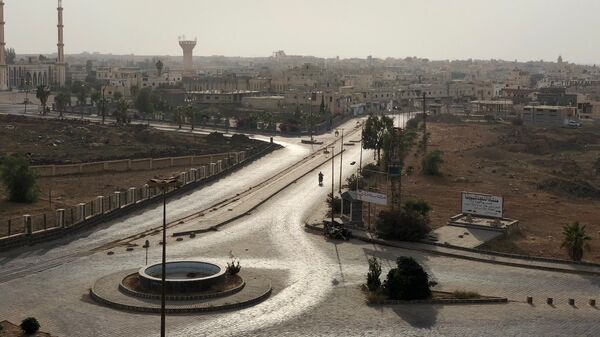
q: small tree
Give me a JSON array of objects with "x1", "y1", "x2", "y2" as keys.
[
  {"x1": 421, "y1": 150, "x2": 443, "y2": 176},
  {"x1": 35, "y1": 85, "x2": 51, "y2": 114},
  {"x1": 403, "y1": 199, "x2": 431, "y2": 216},
  {"x1": 366, "y1": 257, "x2": 382, "y2": 292},
  {"x1": 156, "y1": 59, "x2": 164, "y2": 76},
  {"x1": 376, "y1": 208, "x2": 430, "y2": 241},
  {"x1": 134, "y1": 87, "x2": 155, "y2": 120},
  {"x1": 54, "y1": 91, "x2": 70, "y2": 117},
  {"x1": 327, "y1": 192, "x2": 341, "y2": 215},
  {"x1": 561, "y1": 222, "x2": 591, "y2": 262},
  {"x1": 0, "y1": 156, "x2": 38, "y2": 203},
  {"x1": 384, "y1": 257, "x2": 431, "y2": 300},
  {"x1": 226, "y1": 259, "x2": 241, "y2": 275},
  {"x1": 113, "y1": 99, "x2": 130, "y2": 125},
  {"x1": 345, "y1": 174, "x2": 363, "y2": 191},
  {"x1": 20, "y1": 317, "x2": 40, "y2": 335}
]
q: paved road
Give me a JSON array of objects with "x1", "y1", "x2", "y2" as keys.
[{"x1": 1, "y1": 113, "x2": 599, "y2": 336}]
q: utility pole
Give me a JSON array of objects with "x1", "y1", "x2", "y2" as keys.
[
  {"x1": 24, "y1": 81, "x2": 30, "y2": 114},
  {"x1": 101, "y1": 84, "x2": 107, "y2": 125},
  {"x1": 422, "y1": 92, "x2": 428, "y2": 153},
  {"x1": 388, "y1": 127, "x2": 404, "y2": 211},
  {"x1": 338, "y1": 129, "x2": 344, "y2": 194},
  {"x1": 330, "y1": 146, "x2": 335, "y2": 225},
  {"x1": 147, "y1": 177, "x2": 179, "y2": 337},
  {"x1": 309, "y1": 93, "x2": 315, "y2": 143}
]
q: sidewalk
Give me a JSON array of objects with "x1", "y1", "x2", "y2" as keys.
[{"x1": 305, "y1": 222, "x2": 600, "y2": 277}]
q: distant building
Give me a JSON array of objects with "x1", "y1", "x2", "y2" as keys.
[
  {"x1": 0, "y1": 0, "x2": 66, "y2": 89},
  {"x1": 536, "y1": 87, "x2": 577, "y2": 106},
  {"x1": 522, "y1": 105, "x2": 576, "y2": 127}
]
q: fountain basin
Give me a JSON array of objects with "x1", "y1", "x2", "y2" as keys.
[{"x1": 138, "y1": 261, "x2": 226, "y2": 293}]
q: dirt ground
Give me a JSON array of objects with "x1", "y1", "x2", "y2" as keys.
[
  {"x1": 398, "y1": 121, "x2": 600, "y2": 261},
  {"x1": 0, "y1": 115, "x2": 269, "y2": 233},
  {"x1": 0, "y1": 114, "x2": 263, "y2": 165}
]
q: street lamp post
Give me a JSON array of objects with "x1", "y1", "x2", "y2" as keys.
[
  {"x1": 147, "y1": 176, "x2": 179, "y2": 337},
  {"x1": 144, "y1": 239, "x2": 150, "y2": 265},
  {"x1": 336, "y1": 129, "x2": 344, "y2": 194},
  {"x1": 330, "y1": 146, "x2": 335, "y2": 225},
  {"x1": 101, "y1": 83, "x2": 108, "y2": 125},
  {"x1": 24, "y1": 80, "x2": 31, "y2": 114}
]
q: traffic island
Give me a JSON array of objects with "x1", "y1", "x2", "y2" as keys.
[
  {"x1": 89, "y1": 265, "x2": 272, "y2": 314},
  {"x1": 365, "y1": 289, "x2": 508, "y2": 306}
]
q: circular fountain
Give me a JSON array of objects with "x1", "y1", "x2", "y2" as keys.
[
  {"x1": 90, "y1": 259, "x2": 272, "y2": 314},
  {"x1": 138, "y1": 261, "x2": 226, "y2": 293}
]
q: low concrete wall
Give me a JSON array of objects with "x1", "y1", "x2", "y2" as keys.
[{"x1": 31, "y1": 151, "x2": 247, "y2": 177}]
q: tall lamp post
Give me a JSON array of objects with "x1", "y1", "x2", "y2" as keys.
[
  {"x1": 24, "y1": 80, "x2": 31, "y2": 114},
  {"x1": 147, "y1": 176, "x2": 179, "y2": 337},
  {"x1": 335, "y1": 129, "x2": 344, "y2": 193},
  {"x1": 101, "y1": 82, "x2": 108, "y2": 125},
  {"x1": 329, "y1": 146, "x2": 335, "y2": 225}
]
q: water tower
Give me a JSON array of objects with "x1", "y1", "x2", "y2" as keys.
[{"x1": 179, "y1": 36, "x2": 197, "y2": 75}]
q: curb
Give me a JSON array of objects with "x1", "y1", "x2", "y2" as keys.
[
  {"x1": 304, "y1": 223, "x2": 600, "y2": 277},
  {"x1": 371, "y1": 297, "x2": 508, "y2": 305},
  {"x1": 90, "y1": 286, "x2": 272, "y2": 314}
]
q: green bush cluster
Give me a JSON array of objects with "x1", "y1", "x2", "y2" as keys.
[
  {"x1": 20, "y1": 317, "x2": 40, "y2": 334},
  {"x1": 384, "y1": 257, "x2": 432, "y2": 300},
  {"x1": 421, "y1": 150, "x2": 444, "y2": 176},
  {"x1": 0, "y1": 156, "x2": 38, "y2": 203},
  {"x1": 226, "y1": 259, "x2": 241, "y2": 275},
  {"x1": 375, "y1": 199, "x2": 431, "y2": 241}
]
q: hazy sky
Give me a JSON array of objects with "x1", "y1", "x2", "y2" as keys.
[{"x1": 4, "y1": 0, "x2": 600, "y2": 64}]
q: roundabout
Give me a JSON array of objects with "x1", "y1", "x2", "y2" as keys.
[{"x1": 90, "y1": 263, "x2": 272, "y2": 314}]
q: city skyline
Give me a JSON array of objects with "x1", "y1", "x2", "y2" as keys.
[{"x1": 4, "y1": 0, "x2": 600, "y2": 64}]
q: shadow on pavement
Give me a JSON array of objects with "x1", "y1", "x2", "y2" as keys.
[{"x1": 392, "y1": 304, "x2": 438, "y2": 329}]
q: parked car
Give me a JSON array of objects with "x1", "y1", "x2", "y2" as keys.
[{"x1": 567, "y1": 120, "x2": 581, "y2": 128}]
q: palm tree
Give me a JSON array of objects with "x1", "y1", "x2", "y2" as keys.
[
  {"x1": 156, "y1": 59, "x2": 164, "y2": 76},
  {"x1": 173, "y1": 106, "x2": 184, "y2": 129},
  {"x1": 185, "y1": 105, "x2": 196, "y2": 130},
  {"x1": 35, "y1": 85, "x2": 51, "y2": 115},
  {"x1": 561, "y1": 222, "x2": 591, "y2": 261},
  {"x1": 53, "y1": 91, "x2": 70, "y2": 118}
]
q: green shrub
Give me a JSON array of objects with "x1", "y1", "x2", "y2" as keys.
[
  {"x1": 376, "y1": 207, "x2": 430, "y2": 241},
  {"x1": 20, "y1": 317, "x2": 40, "y2": 334},
  {"x1": 345, "y1": 174, "x2": 364, "y2": 191},
  {"x1": 421, "y1": 150, "x2": 443, "y2": 176},
  {"x1": 360, "y1": 163, "x2": 380, "y2": 179},
  {"x1": 226, "y1": 259, "x2": 241, "y2": 275},
  {"x1": 0, "y1": 156, "x2": 38, "y2": 203},
  {"x1": 452, "y1": 290, "x2": 480, "y2": 299},
  {"x1": 327, "y1": 192, "x2": 341, "y2": 214},
  {"x1": 384, "y1": 257, "x2": 431, "y2": 300},
  {"x1": 366, "y1": 257, "x2": 382, "y2": 292},
  {"x1": 403, "y1": 199, "x2": 431, "y2": 216},
  {"x1": 207, "y1": 132, "x2": 226, "y2": 143},
  {"x1": 231, "y1": 134, "x2": 250, "y2": 142},
  {"x1": 406, "y1": 114, "x2": 423, "y2": 130}
]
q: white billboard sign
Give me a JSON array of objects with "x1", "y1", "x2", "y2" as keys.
[
  {"x1": 356, "y1": 190, "x2": 388, "y2": 206},
  {"x1": 461, "y1": 192, "x2": 503, "y2": 218}
]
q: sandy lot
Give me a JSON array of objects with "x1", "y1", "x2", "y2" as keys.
[{"x1": 397, "y1": 121, "x2": 600, "y2": 261}]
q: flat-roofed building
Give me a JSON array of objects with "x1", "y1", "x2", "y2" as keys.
[{"x1": 522, "y1": 105, "x2": 576, "y2": 127}]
